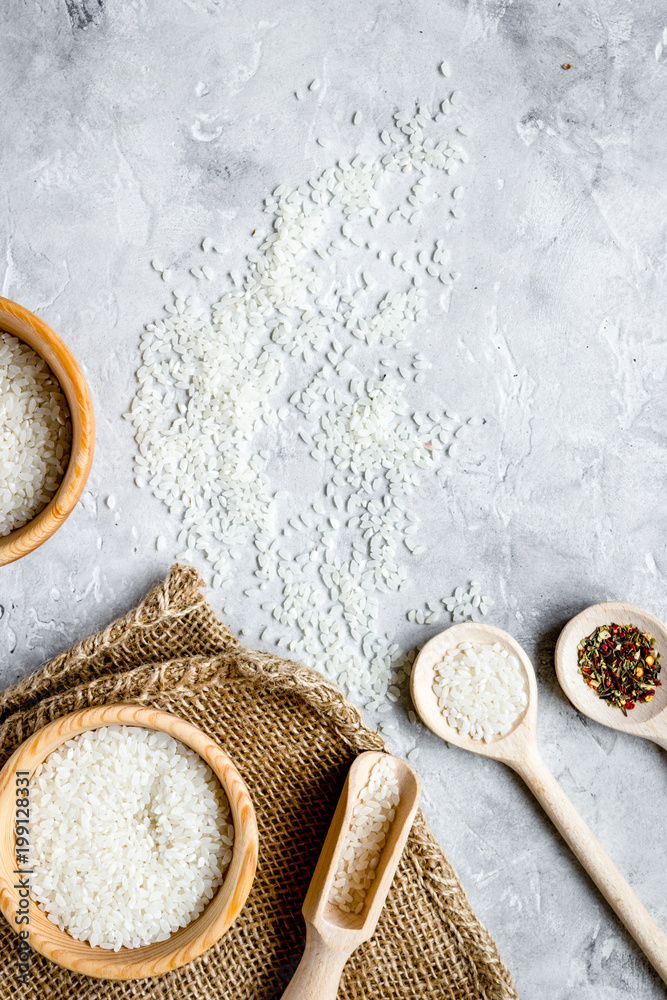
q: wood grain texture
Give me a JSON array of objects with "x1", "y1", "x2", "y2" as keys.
[
  {"x1": 0, "y1": 296, "x2": 95, "y2": 566},
  {"x1": 411, "y1": 622, "x2": 667, "y2": 987},
  {"x1": 555, "y1": 601, "x2": 667, "y2": 750},
  {"x1": 0, "y1": 704, "x2": 258, "y2": 980},
  {"x1": 282, "y1": 750, "x2": 421, "y2": 1000}
]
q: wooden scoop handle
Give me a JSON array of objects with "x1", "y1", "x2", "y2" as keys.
[
  {"x1": 281, "y1": 924, "x2": 350, "y2": 1000},
  {"x1": 514, "y1": 745, "x2": 667, "y2": 984}
]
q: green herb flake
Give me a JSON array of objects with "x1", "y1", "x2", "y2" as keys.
[{"x1": 577, "y1": 622, "x2": 662, "y2": 715}]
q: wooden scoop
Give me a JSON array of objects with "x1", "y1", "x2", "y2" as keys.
[
  {"x1": 555, "y1": 601, "x2": 667, "y2": 750},
  {"x1": 282, "y1": 750, "x2": 421, "y2": 1000},
  {"x1": 410, "y1": 622, "x2": 667, "y2": 986}
]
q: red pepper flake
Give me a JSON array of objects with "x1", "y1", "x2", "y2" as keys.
[{"x1": 577, "y1": 623, "x2": 661, "y2": 715}]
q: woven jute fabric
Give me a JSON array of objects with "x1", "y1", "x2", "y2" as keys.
[{"x1": 0, "y1": 565, "x2": 518, "y2": 1000}]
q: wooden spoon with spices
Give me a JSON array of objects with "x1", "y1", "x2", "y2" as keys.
[
  {"x1": 281, "y1": 750, "x2": 420, "y2": 1000},
  {"x1": 555, "y1": 601, "x2": 667, "y2": 750},
  {"x1": 410, "y1": 621, "x2": 667, "y2": 987}
]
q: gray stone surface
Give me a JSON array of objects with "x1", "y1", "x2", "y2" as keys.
[{"x1": 1, "y1": 1, "x2": 667, "y2": 995}]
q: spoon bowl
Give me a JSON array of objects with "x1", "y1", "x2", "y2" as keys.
[
  {"x1": 303, "y1": 750, "x2": 420, "y2": 935},
  {"x1": 555, "y1": 602, "x2": 667, "y2": 748},
  {"x1": 409, "y1": 621, "x2": 667, "y2": 986},
  {"x1": 282, "y1": 750, "x2": 420, "y2": 999},
  {"x1": 410, "y1": 621, "x2": 537, "y2": 764}
]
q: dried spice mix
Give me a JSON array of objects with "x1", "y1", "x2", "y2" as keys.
[{"x1": 577, "y1": 623, "x2": 662, "y2": 714}]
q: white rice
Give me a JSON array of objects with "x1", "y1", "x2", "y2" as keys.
[
  {"x1": 328, "y1": 756, "x2": 399, "y2": 915},
  {"x1": 432, "y1": 641, "x2": 527, "y2": 741},
  {"x1": 129, "y1": 79, "x2": 474, "y2": 707},
  {"x1": 30, "y1": 725, "x2": 234, "y2": 951},
  {"x1": 0, "y1": 332, "x2": 71, "y2": 536},
  {"x1": 409, "y1": 581, "x2": 494, "y2": 625}
]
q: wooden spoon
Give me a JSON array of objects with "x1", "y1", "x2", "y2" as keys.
[
  {"x1": 410, "y1": 622, "x2": 667, "y2": 986},
  {"x1": 282, "y1": 750, "x2": 420, "y2": 1000},
  {"x1": 555, "y1": 601, "x2": 667, "y2": 750}
]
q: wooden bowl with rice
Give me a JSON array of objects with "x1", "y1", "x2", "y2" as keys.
[
  {"x1": 0, "y1": 296, "x2": 94, "y2": 566},
  {"x1": 0, "y1": 704, "x2": 259, "y2": 979}
]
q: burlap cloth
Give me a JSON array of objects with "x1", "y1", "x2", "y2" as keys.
[{"x1": 0, "y1": 565, "x2": 518, "y2": 1000}]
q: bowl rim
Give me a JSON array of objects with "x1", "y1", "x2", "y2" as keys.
[
  {"x1": 0, "y1": 296, "x2": 95, "y2": 566},
  {"x1": 0, "y1": 704, "x2": 258, "y2": 979}
]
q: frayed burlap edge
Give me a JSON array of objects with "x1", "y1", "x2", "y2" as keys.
[{"x1": 0, "y1": 565, "x2": 518, "y2": 1000}]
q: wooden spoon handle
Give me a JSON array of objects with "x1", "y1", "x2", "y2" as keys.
[
  {"x1": 281, "y1": 925, "x2": 350, "y2": 1000},
  {"x1": 649, "y1": 735, "x2": 667, "y2": 752},
  {"x1": 514, "y1": 746, "x2": 667, "y2": 985}
]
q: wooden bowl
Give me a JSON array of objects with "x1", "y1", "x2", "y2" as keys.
[
  {"x1": 0, "y1": 296, "x2": 95, "y2": 566},
  {"x1": 0, "y1": 704, "x2": 258, "y2": 979}
]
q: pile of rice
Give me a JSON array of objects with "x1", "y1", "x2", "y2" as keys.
[
  {"x1": 0, "y1": 332, "x2": 71, "y2": 536},
  {"x1": 30, "y1": 725, "x2": 234, "y2": 951},
  {"x1": 433, "y1": 641, "x2": 527, "y2": 741},
  {"x1": 129, "y1": 85, "x2": 477, "y2": 710},
  {"x1": 329, "y1": 755, "x2": 399, "y2": 915}
]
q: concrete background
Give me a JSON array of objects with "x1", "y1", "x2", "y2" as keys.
[{"x1": 2, "y1": 1, "x2": 667, "y2": 995}]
